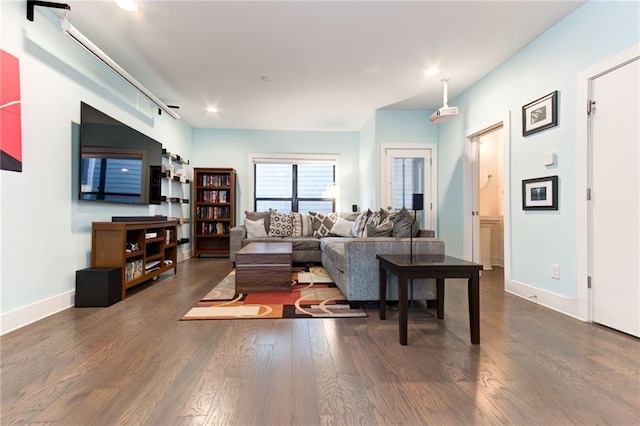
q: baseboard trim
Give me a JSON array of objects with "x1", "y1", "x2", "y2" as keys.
[
  {"x1": 506, "y1": 280, "x2": 586, "y2": 322},
  {"x1": 491, "y1": 256, "x2": 504, "y2": 267},
  {"x1": 2, "y1": 258, "x2": 193, "y2": 335},
  {"x1": 1, "y1": 290, "x2": 75, "y2": 336}
]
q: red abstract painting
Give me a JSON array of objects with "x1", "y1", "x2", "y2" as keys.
[{"x1": 1, "y1": 49, "x2": 22, "y2": 172}]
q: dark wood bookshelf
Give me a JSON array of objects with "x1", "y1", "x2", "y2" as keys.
[{"x1": 193, "y1": 168, "x2": 237, "y2": 257}]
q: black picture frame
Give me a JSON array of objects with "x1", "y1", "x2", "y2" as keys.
[
  {"x1": 522, "y1": 91, "x2": 558, "y2": 136},
  {"x1": 522, "y1": 176, "x2": 558, "y2": 210}
]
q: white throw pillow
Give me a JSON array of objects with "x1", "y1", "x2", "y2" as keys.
[
  {"x1": 245, "y1": 218, "x2": 268, "y2": 238},
  {"x1": 330, "y1": 217, "x2": 355, "y2": 237}
]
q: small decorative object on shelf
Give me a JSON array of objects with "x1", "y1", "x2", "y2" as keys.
[{"x1": 193, "y1": 168, "x2": 237, "y2": 257}]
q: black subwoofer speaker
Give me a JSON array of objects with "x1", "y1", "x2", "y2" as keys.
[{"x1": 75, "y1": 267, "x2": 122, "y2": 307}]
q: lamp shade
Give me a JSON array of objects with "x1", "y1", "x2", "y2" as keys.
[{"x1": 412, "y1": 193, "x2": 424, "y2": 211}]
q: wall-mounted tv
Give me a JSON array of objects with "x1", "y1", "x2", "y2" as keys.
[{"x1": 79, "y1": 102, "x2": 162, "y2": 205}]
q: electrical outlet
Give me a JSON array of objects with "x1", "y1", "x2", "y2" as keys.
[{"x1": 551, "y1": 264, "x2": 560, "y2": 279}]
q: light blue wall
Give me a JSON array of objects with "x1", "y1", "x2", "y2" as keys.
[
  {"x1": 358, "y1": 114, "x2": 377, "y2": 209},
  {"x1": 1, "y1": 2, "x2": 192, "y2": 326},
  {"x1": 437, "y1": 0, "x2": 639, "y2": 298},
  {"x1": 191, "y1": 129, "x2": 359, "y2": 223},
  {"x1": 358, "y1": 109, "x2": 437, "y2": 209},
  {"x1": 375, "y1": 109, "x2": 438, "y2": 145}
]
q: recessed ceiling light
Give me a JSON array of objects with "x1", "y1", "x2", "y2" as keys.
[
  {"x1": 425, "y1": 67, "x2": 441, "y2": 77},
  {"x1": 206, "y1": 106, "x2": 219, "y2": 113},
  {"x1": 115, "y1": 0, "x2": 138, "y2": 12}
]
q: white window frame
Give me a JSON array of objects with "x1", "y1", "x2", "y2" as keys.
[{"x1": 248, "y1": 153, "x2": 341, "y2": 212}]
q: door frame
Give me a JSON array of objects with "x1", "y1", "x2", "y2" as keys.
[
  {"x1": 380, "y1": 143, "x2": 438, "y2": 233},
  {"x1": 576, "y1": 44, "x2": 640, "y2": 322},
  {"x1": 463, "y1": 112, "x2": 512, "y2": 287}
]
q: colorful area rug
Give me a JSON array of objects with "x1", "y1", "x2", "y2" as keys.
[{"x1": 181, "y1": 267, "x2": 367, "y2": 320}]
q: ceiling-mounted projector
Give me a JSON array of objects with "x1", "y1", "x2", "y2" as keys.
[
  {"x1": 430, "y1": 106, "x2": 459, "y2": 123},
  {"x1": 430, "y1": 79, "x2": 459, "y2": 123}
]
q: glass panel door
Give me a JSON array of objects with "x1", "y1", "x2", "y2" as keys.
[{"x1": 384, "y1": 148, "x2": 433, "y2": 230}]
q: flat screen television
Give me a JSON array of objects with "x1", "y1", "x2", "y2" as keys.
[{"x1": 79, "y1": 102, "x2": 162, "y2": 205}]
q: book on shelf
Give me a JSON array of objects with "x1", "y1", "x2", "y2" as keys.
[
  {"x1": 196, "y1": 206, "x2": 230, "y2": 219},
  {"x1": 145, "y1": 232, "x2": 158, "y2": 239},
  {"x1": 201, "y1": 174, "x2": 230, "y2": 187},
  {"x1": 125, "y1": 259, "x2": 144, "y2": 282},
  {"x1": 199, "y1": 222, "x2": 230, "y2": 235}
]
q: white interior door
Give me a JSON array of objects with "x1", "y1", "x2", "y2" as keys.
[
  {"x1": 382, "y1": 147, "x2": 435, "y2": 231},
  {"x1": 590, "y1": 58, "x2": 640, "y2": 337}
]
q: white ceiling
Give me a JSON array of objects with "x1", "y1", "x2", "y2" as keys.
[{"x1": 58, "y1": 0, "x2": 585, "y2": 131}]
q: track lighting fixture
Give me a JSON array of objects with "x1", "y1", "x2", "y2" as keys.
[{"x1": 26, "y1": 1, "x2": 179, "y2": 120}]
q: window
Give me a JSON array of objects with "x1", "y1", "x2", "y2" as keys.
[{"x1": 253, "y1": 157, "x2": 337, "y2": 213}]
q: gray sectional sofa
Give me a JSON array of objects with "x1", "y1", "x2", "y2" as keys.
[{"x1": 229, "y1": 210, "x2": 445, "y2": 301}]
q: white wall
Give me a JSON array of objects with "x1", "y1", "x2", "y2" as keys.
[
  {"x1": 437, "y1": 0, "x2": 639, "y2": 316},
  {"x1": 1, "y1": 2, "x2": 192, "y2": 334},
  {"x1": 191, "y1": 128, "x2": 359, "y2": 223}
]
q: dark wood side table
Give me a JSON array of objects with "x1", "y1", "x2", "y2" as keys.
[{"x1": 377, "y1": 254, "x2": 483, "y2": 345}]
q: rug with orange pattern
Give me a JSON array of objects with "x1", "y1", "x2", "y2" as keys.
[{"x1": 181, "y1": 267, "x2": 367, "y2": 320}]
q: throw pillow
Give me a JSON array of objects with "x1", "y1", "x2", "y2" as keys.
[
  {"x1": 245, "y1": 210, "x2": 270, "y2": 234},
  {"x1": 245, "y1": 218, "x2": 268, "y2": 238},
  {"x1": 362, "y1": 210, "x2": 382, "y2": 237},
  {"x1": 366, "y1": 220, "x2": 393, "y2": 237},
  {"x1": 300, "y1": 213, "x2": 314, "y2": 236},
  {"x1": 268, "y1": 210, "x2": 294, "y2": 237},
  {"x1": 392, "y1": 207, "x2": 418, "y2": 237},
  {"x1": 351, "y1": 209, "x2": 371, "y2": 237},
  {"x1": 291, "y1": 212, "x2": 303, "y2": 237},
  {"x1": 309, "y1": 211, "x2": 338, "y2": 237},
  {"x1": 329, "y1": 217, "x2": 355, "y2": 237}
]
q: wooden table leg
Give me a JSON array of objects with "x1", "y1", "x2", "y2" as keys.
[
  {"x1": 436, "y1": 278, "x2": 445, "y2": 319},
  {"x1": 399, "y1": 273, "x2": 408, "y2": 345},
  {"x1": 379, "y1": 266, "x2": 387, "y2": 320},
  {"x1": 468, "y1": 272, "x2": 480, "y2": 344}
]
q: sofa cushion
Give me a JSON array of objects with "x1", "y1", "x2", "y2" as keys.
[
  {"x1": 392, "y1": 207, "x2": 419, "y2": 237},
  {"x1": 351, "y1": 209, "x2": 370, "y2": 237},
  {"x1": 366, "y1": 220, "x2": 393, "y2": 237},
  {"x1": 245, "y1": 211, "x2": 270, "y2": 233},
  {"x1": 329, "y1": 217, "x2": 355, "y2": 237},
  {"x1": 268, "y1": 210, "x2": 294, "y2": 237},
  {"x1": 245, "y1": 218, "x2": 268, "y2": 238},
  {"x1": 281, "y1": 236, "x2": 321, "y2": 252},
  {"x1": 291, "y1": 213, "x2": 314, "y2": 237},
  {"x1": 309, "y1": 211, "x2": 338, "y2": 237},
  {"x1": 322, "y1": 239, "x2": 347, "y2": 273}
]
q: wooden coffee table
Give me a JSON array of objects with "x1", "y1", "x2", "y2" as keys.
[{"x1": 235, "y1": 242, "x2": 293, "y2": 293}]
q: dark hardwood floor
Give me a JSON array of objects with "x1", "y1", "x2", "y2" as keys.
[{"x1": 2, "y1": 258, "x2": 639, "y2": 425}]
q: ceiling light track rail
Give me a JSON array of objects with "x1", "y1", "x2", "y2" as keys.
[{"x1": 26, "y1": 1, "x2": 179, "y2": 120}]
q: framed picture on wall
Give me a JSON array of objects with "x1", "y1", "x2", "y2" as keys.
[
  {"x1": 522, "y1": 175, "x2": 558, "y2": 210},
  {"x1": 522, "y1": 91, "x2": 558, "y2": 136}
]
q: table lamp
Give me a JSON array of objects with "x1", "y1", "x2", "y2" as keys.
[{"x1": 410, "y1": 193, "x2": 424, "y2": 262}]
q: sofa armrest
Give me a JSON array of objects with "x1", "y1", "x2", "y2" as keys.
[{"x1": 229, "y1": 226, "x2": 247, "y2": 262}]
